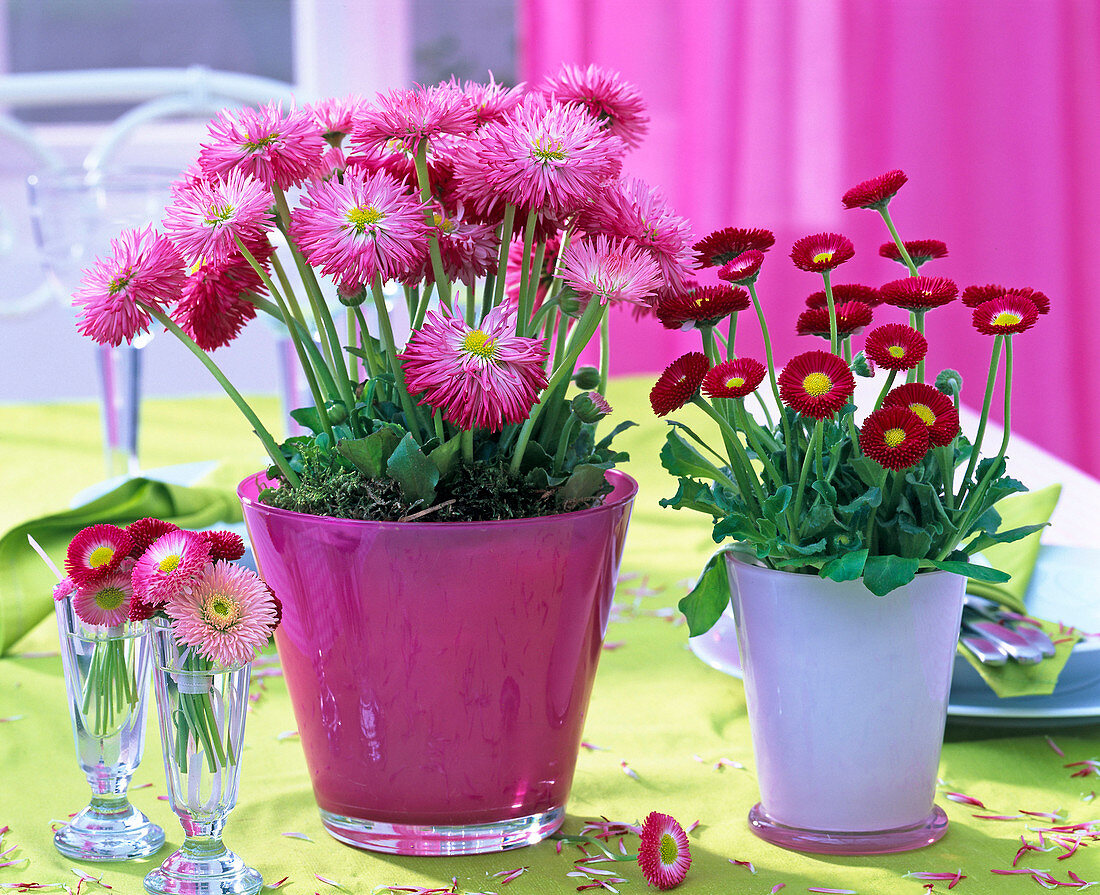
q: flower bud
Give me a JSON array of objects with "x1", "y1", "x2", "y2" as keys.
[
  {"x1": 573, "y1": 366, "x2": 602, "y2": 390},
  {"x1": 337, "y1": 282, "x2": 367, "y2": 307},
  {"x1": 850, "y1": 351, "x2": 874, "y2": 377},
  {"x1": 571, "y1": 390, "x2": 613, "y2": 424},
  {"x1": 935, "y1": 368, "x2": 963, "y2": 398}
]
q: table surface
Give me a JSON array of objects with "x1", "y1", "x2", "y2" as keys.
[{"x1": 1, "y1": 377, "x2": 1099, "y2": 895}]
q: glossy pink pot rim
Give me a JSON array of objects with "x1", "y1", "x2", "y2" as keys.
[{"x1": 237, "y1": 469, "x2": 639, "y2": 529}]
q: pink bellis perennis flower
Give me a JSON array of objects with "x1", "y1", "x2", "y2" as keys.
[
  {"x1": 309, "y1": 95, "x2": 367, "y2": 144},
  {"x1": 453, "y1": 73, "x2": 526, "y2": 128},
  {"x1": 401, "y1": 209, "x2": 499, "y2": 287},
  {"x1": 559, "y1": 235, "x2": 663, "y2": 307},
  {"x1": 351, "y1": 82, "x2": 479, "y2": 152},
  {"x1": 539, "y1": 62, "x2": 650, "y2": 149},
  {"x1": 73, "y1": 568, "x2": 134, "y2": 628},
  {"x1": 74, "y1": 226, "x2": 186, "y2": 346},
  {"x1": 132, "y1": 529, "x2": 212, "y2": 607},
  {"x1": 290, "y1": 168, "x2": 431, "y2": 287},
  {"x1": 173, "y1": 243, "x2": 272, "y2": 351},
  {"x1": 452, "y1": 95, "x2": 624, "y2": 220},
  {"x1": 65, "y1": 524, "x2": 133, "y2": 586},
  {"x1": 399, "y1": 304, "x2": 549, "y2": 432},
  {"x1": 165, "y1": 560, "x2": 278, "y2": 668},
  {"x1": 198, "y1": 102, "x2": 325, "y2": 191},
  {"x1": 637, "y1": 811, "x2": 692, "y2": 890},
  {"x1": 163, "y1": 168, "x2": 272, "y2": 265}
]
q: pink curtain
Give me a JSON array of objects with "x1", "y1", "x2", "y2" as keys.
[{"x1": 519, "y1": 0, "x2": 1100, "y2": 479}]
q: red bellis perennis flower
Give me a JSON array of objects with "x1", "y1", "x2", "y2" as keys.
[
  {"x1": 859, "y1": 405, "x2": 930, "y2": 470},
  {"x1": 778, "y1": 350, "x2": 855, "y2": 419},
  {"x1": 841, "y1": 169, "x2": 908, "y2": 210},
  {"x1": 650, "y1": 352, "x2": 710, "y2": 417},
  {"x1": 883, "y1": 382, "x2": 960, "y2": 446}
]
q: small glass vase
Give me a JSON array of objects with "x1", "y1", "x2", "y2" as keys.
[
  {"x1": 54, "y1": 597, "x2": 165, "y2": 861},
  {"x1": 144, "y1": 619, "x2": 262, "y2": 895}
]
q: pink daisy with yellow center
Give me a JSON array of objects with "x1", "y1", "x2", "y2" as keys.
[
  {"x1": 453, "y1": 74, "x2": 526, "y2": 128},
  {"x1": 841, "y1": 169, "x2": 908, "y2": 210},
  {"x1": 778, "y1": 350, "x2": 855, "y2": 419},
  {"x1": 972, "y1": 294, "x2": 1039, "y2": 336},
  {"x1": 74, "y1": 226, "x2": 186, "y2": 347},
  {"x1": 693, "y1": 227, "x2": 775, "y2": 268},
  {"x1": 880, "y1": 276, "x2": 958, "y2": 311},
  {"x1": 790, "y1": 232, "x2": 855, "y2": 272},
  {"x1": 650, "y1": 352, "x2": 710, "y2": 417},
  {"x1": 132, "y1": 529, "x2": 212, "y2": 606},
  {"x1": 656, "y1": 285, "x2": 751, "y2": 330},
  {"x1": 859, "y1": 405, "x2": 930, "y2": 470},
  {"x1": 539, "y1": 63, "x2": 649, "y2": 149},
  {"x1": 165, "y1": 560, "x2": 278, "y2": 668},
  {"x1": 163, "y1": 168, "x2": 272, "y2": 265},
  {"x1": 963, "y1": 284, "x2": 1050, "y2": 315},
  {"x1": 65, "y1": 524, "x2": 133, "y2": 586},
  {"x1": 637, "y1": 811, "x2": 692, "y2": 890},
  {"x1": 72, "y1": 569, "x2": 134, "y2": 628},
  {"x1": 352, "y1": 83, "x2": 479, "y2": 152},
  {"x1": 560, "y1": 235, "x2": 664, "y2": 307},
  {"x1": 805, "y1": 283, "x2": 883, "y2": 309},
  {"x1": 863, "y1": 323, "x2": 927, "y2": 372},
  {"x1": 400, "y1": 304, "x2": 549, "y2": 432},
  {"x1": 290, "y1": 168, "x2": 430, "y2": 287},
  {"x1": 199, "y1": 102, "x2": 325, "y2": 191},
  {"x1": 702, "y1": 358, "x2": 766, "y2": 400},
  {"x1": 795, "y1": 301, "x2": 873, "y2": 339},
  {"x1": 879, "y1": 239, "x2": 948, "y2": 268},
  {"x1": 882, "y1": 382, "x2": 960, "y2": 446}
]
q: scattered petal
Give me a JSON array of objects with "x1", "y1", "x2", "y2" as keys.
[
  {"x1": 280, "y1": 832, "x2": 314, "y2": 842},
  {"x1": 1047, "y1": 736, "x2": 1066, "y2": 757},
  {"x1": 728, "y1": 859, "x2": 755, "y2": 873},
  {"x1": 580, "y1": 742, "x2": 608, "y2": 752},
  {"x1": 619, "y1": 760, "x2": 639, "y2": 780},
  {"x1": 944, "y1": 792, "x2": 986, "y2": 808}
]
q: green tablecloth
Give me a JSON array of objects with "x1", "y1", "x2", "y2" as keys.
[{"x1": 1, "y1": 381, "x2": 1097, "y2": 894}]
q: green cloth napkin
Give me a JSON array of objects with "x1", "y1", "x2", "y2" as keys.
[
  {"x1": 958, "y1": 483, "x2": 1081, "y2": 697},
  {"x1": 0, "y1": 477, "x2": 242, "y2": 655}
]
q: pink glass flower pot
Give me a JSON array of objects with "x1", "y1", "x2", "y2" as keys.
[
  {"x1": 726, "y1": 554, "x2": 966, "y2": 855},
  {"x1": 238, "y1": 470, "x2": 637, "y2": 856}
]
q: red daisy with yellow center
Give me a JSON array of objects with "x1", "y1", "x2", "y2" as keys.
[
  {"x1": 863, "y1": 323, "x2": 927, "y2": 372},
  {"x1": 882, "y1": 382, "x2": 960, "y2": 446},
  {"x1": 859, "y1": 405, "x2": 930, "y2": 470},
  {"x1": 879, "y1": 238, "x2": 948, "y2": 268},
  {"x1": 795, "y1": 301, "x2": 873, "y2": 339},
  {"x1": 841, "y1": 169, "x2": 908, "y2": 210},
  {"x1": 692, "y1": 226, "x2": 775, "y2": 268},
  {"x1": 717, "y1": 249, "x2": 765, "y2": 285},
  {"x1": 790, "y1": 232, "x2": 855, "y2": 273},
  {"x1": 650, "y1": 352, "x2": 710, "y2": 417},
  {"x1": 805, "y1": 283, "x2": 882, "y2": 309},
  {"x1": 879, "y1": 275, "x2": 958, "y2": 311},
  {"x1": 702, "y1": 358, "x2": 766, "y2": 400},
  {"x1": 972, "y1": 295, "x2": 1039, "y2": 336},
  {"x1": 655, "y1": 285, "x2": 750, "y2": 330},
  {"x1": 778, "y1": 350, "x2": 855, "y2": 419}
]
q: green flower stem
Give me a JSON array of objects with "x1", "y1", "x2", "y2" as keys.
[
  {"x1": 269, "y1": 252, "x2": 306, "y2": 330},
  {"x1": 244, "y1": 293, "x2": 339, "y2": 401},
  {"x1": 461, "y1": 428, "x2": 474, "y2": 463},
  {"x1": 268, "y1": 253, "x2": 340, "y2": 399},
  {"x1": 346, "y1": 308, "x2": 358, "y2": 381},
  {"x1": 947, "y1": 337, "x2": 1015, "y2": 556},
  {"x1": 406, "y1": 285, "x2": 419, "y2": 320},
  {"x1": 411, "y1": 280, "x2": 437, "y2": 329},
  {"x1": 691, "y1": 396, "x2": 765, "y2": 513},
  {"x1": 433, "y1": 410, "x2": 446, "y2": 444},
  {"x1": 747, "y1": 281, "x2": 794, "y2": 478},
  {"x1": 234, "y1": 238, "x2": 334, "y2": 440},
  {"x1": 370, "y1": 276, "x2": 426, "y2": 443},
  {"x1": 141, "y1": 303, "x2": 300, "y2": 485},
  {"x1": 878, "y1": 205, "x2": 919, "y2": 277},
  {"x1": 414, "y1": 138, "x2": 451, "y2": 307},
  {"x1": 700, "y1": 325, "x2": 719, "y2": 365},
  {"x1": 552, "y1": 414, "x2": 579, "y2": 475},
  {"x1": 481, "y1": 270, "x2": 496, "y2": 320},
  {"x1": 727, "y1": 311, "x2": 738, "y2": 360},
  {"x1": 958, "y1": 334, "x2": 1003, "y2": 503},
  {"x1": 885, "y1": 464, "x2": 907, "y2": 514},
  {"x1": 791, "y1": 419, "x2": 824, "y2": 530},
  {"x1": 492, "y1": 204, "x2": 517, "y2": 308},
  {"x1": 529, "y1": 239, "x2": 546, "y2": 316},
  {"x1": 843, "y1": 337, "x2": 852, "y2": 364},
  {"x1": 552, "y1": 308, "x2": 570, "y2": 368},
  {"x1": 736, "y1": 402, "x2": 784, "y2": 488},
  {"x1": 352, "y1": 305, "x2": 382, "y2": 380},
  {"x1": 516, "y1": 208, "x2": 538, "y2": 336},
  {"x1": 862, "y1": 465, "x2": 890, "y2": 547},
  {"x1": 598, "y1": 315, "x2": 610, "y2": 394},
  {"x1": 509, "y1": 297, "x2": 606, "y2": 474},
  {"x1": 822, "y1": 268, "x2": 839, "y2": 356},
  {"x1": 874, "y1": 368, "x2": 898, "y2": 409},
  {"x1": 938, "y1": 444, "x2": 956, "y2": 512},
  {"x1": 465, "y1": 280, "x2": 476, "y2": 326},
  {"x1": 914, "y1": 310, "x2": 927, "y2": 382},
  {"x1": 752, "y1": 391, "x2": 775, "y2": 429}
]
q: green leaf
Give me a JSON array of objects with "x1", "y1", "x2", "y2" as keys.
[
  {"x1": 677, "y1": 551, "x2": 734, "y2": 636},
  {"x1": 659, "y1": 478, "x2": 726, "y2": 518},
  {"x1": 761, "y1": 485, "x2": 792, "y2": 522},
  {"x1": 665, "y1": 420, "x2": 727, "y2": 465},
  {"x1": 386, "y1": 433, "x2": 439, "y2": 505},
  {"x1": 821, "y1": 549, "x2": 868, "y2": 582},
  {"x1": 811, "y1": 479, "x2": 838, "y2": 506},
  {"x1": 660, "y1": 429, "x2": 729, "y2": 484},
  {"x1": 927, "y1": 559, "x2": 1012, "y2": 583},
  {"x1": 594, "y1": 419, "x2": 637, "y2": 452},
  {"x1": 897, "y1": 518, "x2": 933, "y2": 559},
  {"x1": 862, "y1": 554, "x2": 920, "y2": 596},
  {"x1": 785, "y1": 537, "x2": 828, "y2": 557},
  {"x1": 290, "y1": 406, "x2": 325, "y2": 435},
  {"x1": 799, "y1": 501, "x2": 837, "y2": 539},
  {"x1": 428, "y1": 434, "x2": 463, "y2": 479},
  {"x1": 336, "y1": 426, "x2": 403, "y2": 478},
  {"x1": 558, "y1": 464, "x2": 609, "y2": 504},
  {"x1": 964, "y1": 523, "x2": 1049, "y2": 556},
  {"x1": 837, "y1": 486, "x2": 882, "y2": 517},
  {"x1": 849, "y1": 454, "x2": 885, "y2": 488}
]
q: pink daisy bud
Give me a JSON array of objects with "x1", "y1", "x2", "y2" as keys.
[
  {"x1": 650, "y1": 352, "x2": 710, "y2": 417},
  {"x1": 132, "y1": 529, "x2": 212, "y2": 606},
  {"x1": 165, "y1": 560, "x2": 278, "y2": 667},
  {"x1": 454, "y1": 74, "x2": 526, "y2": 128},
  {"x1": 74, "y1": 226, "x2": 186, "y2": 347},
  {"x1": 841, "y1": 169, "x2": 908, "y2": 210},
  {"x1": 399, "y1": 304, "x2": 549, "y2": 432},
  {"x1": 637, "y1": 811, "x2": 692, "y2": 890},
  {"x1": 53, "y1": 577, "x2": 77, "y2": 601},
  {"x1": 199, "y1": 102, "x2": 326, "y2": 191},
  {"x1": 72, "y1": 568, "x2": 134, "y2": 628},
  {"x1": 718, "y1": 250, "x2": 765, "y2": 285},
  {"x1": 65, "y1": 524, "x2": 133, "y2": 586}
]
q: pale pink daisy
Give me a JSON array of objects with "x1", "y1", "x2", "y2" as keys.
[
  {"x1": 575, "y1": 176, "x2": 694, "y2": 292},
  {"x1": 454, "y1": 73, "x2": 526, "y2": 127},
  {"x1": 199, "y1": 102, "x2": 325, "y2": 191},
  {"x1": 74, "y1": 226, "x2": 186, "y2": 346},
  {"x1": 560, "y1": 235, "x2": 663, "y2": 307},
  {"x1": 165, "y1": 560, "x2": 278, "y2": 667},
  {"x1": 400, "y1": 304, "x2": 549, "y2": 431},
  {"x1": 539, "y1": 63, "x2": 649, "y2": 149},
  {"x1": 163, "y1": 168, "x2": 272, "y2": 265},
  {"x1": 351, "y1": 82, "x2": 479, "y2": 152},
  {"x1": 290, "y1": 168, "x2": 430, "y2": 287},
  {"x1": 132, "y1": 529, "x2": 211, "y2": 606},
  {"x1": 73, "y1": 569, "x2": 133, "y2": 628},
  {"x1": 65, "y1": 524, "x2": 133, "y2": 586},
  {"x1": 452, "y1": 95, "x2": 624, "y2": 219},
  {"x1": 309, "y1": 95, "x2": 367, "y2": 144}
]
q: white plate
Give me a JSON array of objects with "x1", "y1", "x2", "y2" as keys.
[{"x1": 688, "y1": 545, "x2": 1100, "y2": 726}]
